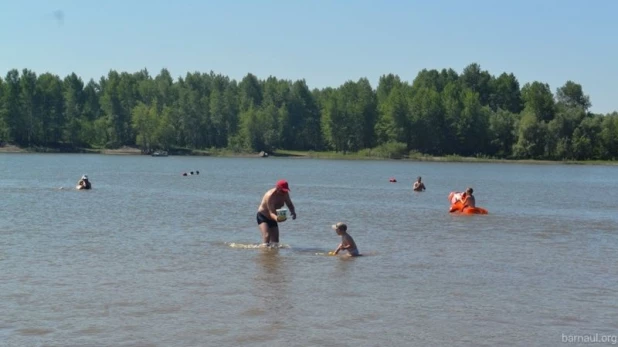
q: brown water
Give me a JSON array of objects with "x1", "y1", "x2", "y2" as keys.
[{"x1": 1, "y1": 154, "x2": 617, "y2": 346}]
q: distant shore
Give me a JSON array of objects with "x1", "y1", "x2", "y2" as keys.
[
  {"x1": 0, "y1": 144, "x2": 616, "y2": 165},
  {"x1": 267, "y1": 149, "x2": 618, "y2": 165}
]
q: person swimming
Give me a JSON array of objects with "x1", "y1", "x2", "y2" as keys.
[
  {"x1": 76, "y1": 175, "x2": 91, "y2": 190},
  {"x1": 413, "y1": 176, "x2": 426, "y2": 191}
]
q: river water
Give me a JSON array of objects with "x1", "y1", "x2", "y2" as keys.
[{"x1": 1, "y1": 154, "x2": 617, "y2": 346}]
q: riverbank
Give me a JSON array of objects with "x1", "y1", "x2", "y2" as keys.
[
  {"x1": 0, "y1": 144, "x2": 262, "y2": 157},
  {"x1": 0, "y1": 144, "x2": 142, "y2": 155},
  {"x1": 1, "y1": 144, "x2": 616, "y2": 165},
  {"x1": 272, "y1": 150, "x2": 618, "y2": 165}
]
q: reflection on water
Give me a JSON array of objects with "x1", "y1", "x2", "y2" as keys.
[
  {"x1": 253, "y1": 250, "x2": 292, "y2": 330},
  {"x1": 1, "y1": 154, "x2": 618, "y2": 346},
  {"x1": 332, "y1": 256, "x2": 355, "y2": 282}
]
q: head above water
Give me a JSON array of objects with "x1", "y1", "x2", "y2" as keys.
[
  {"x1": 81, "y1": 175, "x2": 88, "y2": 180},
  {"x1": 275, "y1": 179, "x2": 290, "y2": 193},
  {"x1": 466, "y1": 187, "x2": 473, "y2": 194},
  {"x1": 332, "y1": 222, "x2": 347, "y2": 232},
  {"x1": 417, "y1": 176, "x2": 422, "y2": 181}
]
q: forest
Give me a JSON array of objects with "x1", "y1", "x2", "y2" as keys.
[{"x1": 0, "y1": 63, "x2": 616, "y2": 160}]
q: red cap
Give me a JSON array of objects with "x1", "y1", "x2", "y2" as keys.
[{"x1": 276, "y1": 179, "x2": 290, "y2": 192}]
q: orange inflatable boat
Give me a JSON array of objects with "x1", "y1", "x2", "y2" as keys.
[{"x1": 448, "y1": 192, "x2": 488, "y2": 215}]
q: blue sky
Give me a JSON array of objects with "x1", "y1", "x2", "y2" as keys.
[{"x1": 1, "y1": 0, "x2": 616, "y2": 114}]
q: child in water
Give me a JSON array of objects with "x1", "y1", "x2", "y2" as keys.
[{"x1": 331, "y1": 222, "x2": 360, "y2": 256}]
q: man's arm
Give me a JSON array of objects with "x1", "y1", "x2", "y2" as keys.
[{"x1": 285, "y1": 194, "x2": 296, "y2": 219}]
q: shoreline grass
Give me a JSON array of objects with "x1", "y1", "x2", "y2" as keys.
[
  {"x1": 1, "y1": 144, "x2": 616, "y2": 165},
  {"x1": 271, "y1": 149, "x2": 617, "y2": 165}
]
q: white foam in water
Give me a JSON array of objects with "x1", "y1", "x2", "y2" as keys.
[
  {"x1": 227, "y1": 242, "x2": 262, "y2": 249},
  {"x1": 226, "y1": 242, "x2": 290, "y2": 249}
]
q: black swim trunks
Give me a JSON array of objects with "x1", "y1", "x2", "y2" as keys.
[{"x1": 256, "y1": 212, "x2": 278, "y2": 228}]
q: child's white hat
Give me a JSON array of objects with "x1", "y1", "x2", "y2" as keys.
[{"x1": 332, "y1": 222, "x2": 347, "y2": 231}]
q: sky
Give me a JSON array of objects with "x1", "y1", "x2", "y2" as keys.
[{"x1": 1, "y1": 0, "x2": 616, "y2": 114}]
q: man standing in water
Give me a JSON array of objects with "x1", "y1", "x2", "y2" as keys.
[
  {"x1": 256, "y1": 179, "x2": 297, "y2": 247},
  {"x1": 413, "y1": 176, "x2": 426, "y2": 191}
]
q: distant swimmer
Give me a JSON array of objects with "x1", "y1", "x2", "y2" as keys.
[
  {"x1": 256, "y1": 180, "x2": 297, "y2": 247},
  {"x1": 413, "y1": 176, "x2": 426, "y2": 191},
  {"x1": 330, "y1": 222, "x2": 360, "y2": 256},
  {"x1": 76, "y1": 175, "x2": 91, "y2": 190}
]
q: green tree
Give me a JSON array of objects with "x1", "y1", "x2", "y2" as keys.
[
  {"x1": 37, "y1": 73, "x2": 65, "y2": 144},
  {"x1": 513, "y1": 111, "x2": 547, "y2": 159},
  {"x1": 521, "y1": 82, "x2": 555, "y2": 122},
  {"x1": 356, "y1": 78, "x2": 378, "y2": 149},
  {"x1": 411, "y1": 69, "x2": 443, "y2": 92},
  {"x1": 131, "y1": 101, "x2": 157, "y2": 151},
  {"x1": 488, "y1": 109, "x2": 517, "y2": 157},
  {"x1": 63, "y1": 73, "x2": 85, "y2": 145},
  {"x1": 599, "y1": 113, "x2": 618, "y2": 159},
  {"x1": 545, "y1": 107, "x2": 586, "y2": 159},
  {"x1": 239, "y1": 73, "x2": 262, "y2": 112},
  {"x1": 572, "y1": 116, "x2": 602, "y2": 159},
  {"x1": 375, "y1": 83, "x2": 409, "y2": 145},
  {"x1": 155, "y1": 68, "x2": 175, "y2": 108},
  {"x1": 99, "y1": 71, "x2": 127, "y2": 147},
  {"x1": 0, "y1": 76, "x2": 5, "y2": 141},
  {"x1": 237, "y1": 106, "x2": 259, "y2": 151},
  {"x1": 2, "y1": 70, "x2": 26, "y2": 144},
  {"x1": 321, "y1": 90, "x2": 350, "y2": 152},
  {"x1": 220, "y1": 82, "x2": 239, "y2": 146},
  {"x1": 286, "y1": 80, "x2": 322, "y2": 150},
  {"x1": 556, "y1": 81, "x2": 591, "y2": 111},
  {"x1": 490, "y1": 73, "x2": 522, "y2": 113},
  {"x1": 408, "y1": 87, "x2": 444, "y2": 154},
  {"x1": 376, "y1": 74, "x2": 403, "y2": 105},
  {"x1": 20, "y1": 69, "x2": 39, "y2": 145},
  {"x1": 459, "y1": 89, "x2": 490, "y2": 155},
  {"x1": 441, "y1": 81, "x2": 464, "y2": 154},
  {"x1": 460, "y1": 63, "x2": 493, "y2": 106},
  {"x1": 0, "y1": 64, "x2": 615, "y2": 161}
]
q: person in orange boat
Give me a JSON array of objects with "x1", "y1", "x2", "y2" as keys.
[
  {"x1": 461, "y1": 187, "x2": 475, "y2": 208},
  {"x1": 449, "y1": 187, "x2": 487, "y2": 214}
]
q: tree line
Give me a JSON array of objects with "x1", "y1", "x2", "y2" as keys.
[{"x1": 0, "y1": 63, "x2": 616, "y2": 160}]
